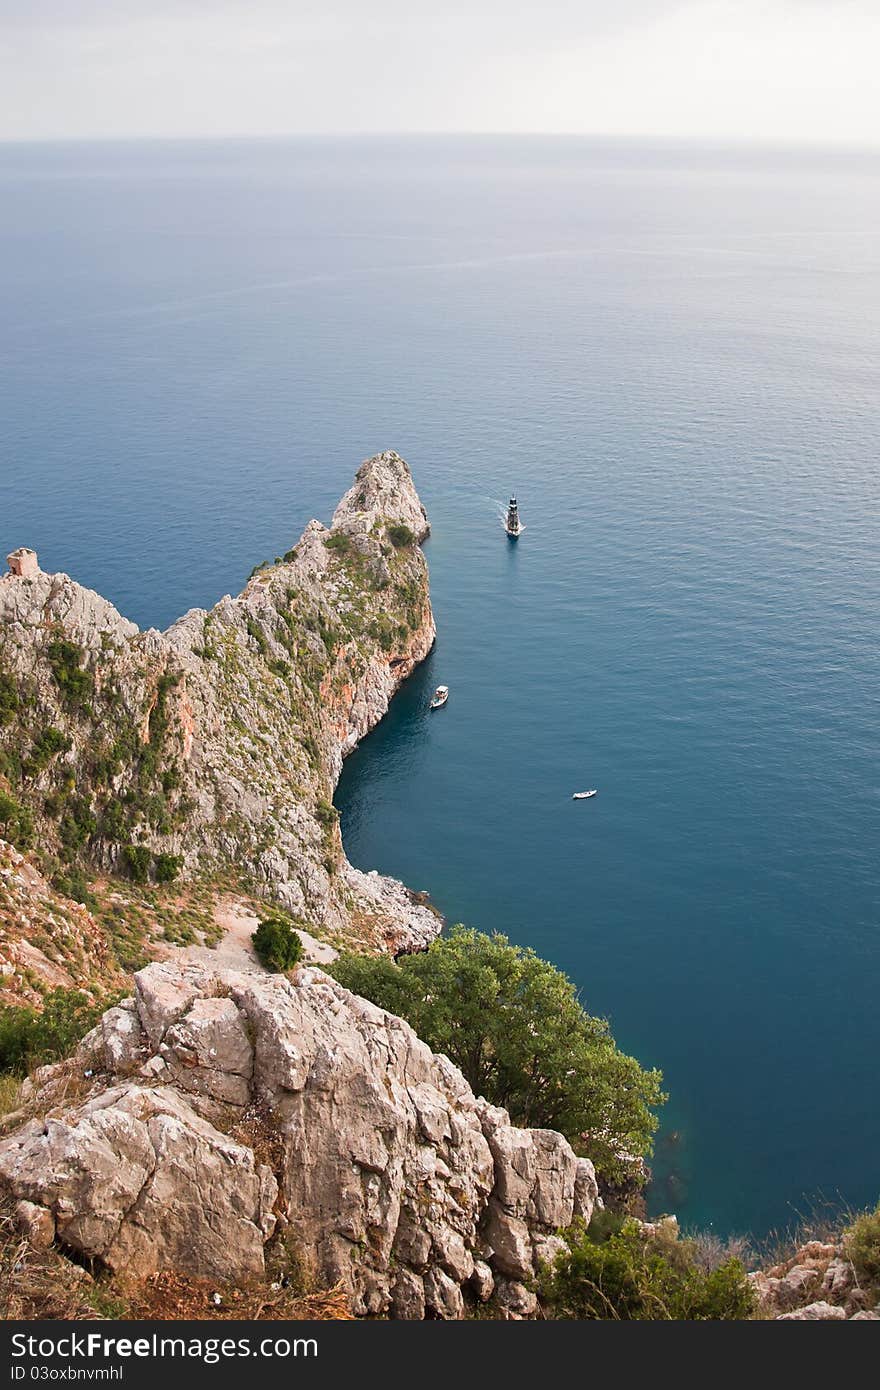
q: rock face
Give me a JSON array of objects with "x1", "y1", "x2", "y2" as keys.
[
  {"x1": 0, "y1": 1083, "x2": 276, "y2": 1281},
  {"x1": 0, "y1": 838, "x2": 124, "y2": 1007},
  {"x1": 0, "y1": 961, "x2": 599, "y2": 1316},
  {"x1": 0, "y1": 452, "x2": 438, "y2": 951}
]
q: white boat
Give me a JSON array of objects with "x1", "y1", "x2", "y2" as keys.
[
  {"x1": 572, "y1": 789, "x2": 597, "y2": 800},
  {"x1": 430, "y1": 685, "x2": 449, "y2": 710}
]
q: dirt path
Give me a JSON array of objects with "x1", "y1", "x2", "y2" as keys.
[{"x1": 180, "y1": 898, "x2": 338, "y2": 972}]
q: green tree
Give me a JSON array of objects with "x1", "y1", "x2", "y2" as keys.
[
  {"x1": 538, "y1": 1218, "x2": 755, "y2": 1320},
  {"x1": 331, "y1": 926, "x2": 665, "y2": 1185},
  {"x1": 0, "y1": 988, "x2": 111, "y2": 1075},
  {"x1": 252, "y1": 917, "x2": 304, "y2": 973}
]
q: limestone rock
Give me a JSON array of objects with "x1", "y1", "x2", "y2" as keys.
[
  {"x1": 776, "y1": 1264, "x2": 821, "y2": 1309},
  {"x1": 494, "y1": 1277, "x2": 539, "y2": 1320},
  {"x1": 777, "y1": 1301, "x2": 847, "y2": 1321},
  {"x1": 423, "y1": 1267, "x2": 465, "y2": 1320},
  {"x1": 822, "y1": 1257, "x2": 855, "y2": 1299},
  {"x1": 14, "y1": 1200, "x2": 55, "y2": 1250},
  {"x1": 573, "y1": 1156, "x2": 600, "y2": 1224},
  {"x1": 469, "y1": 1259, "x2": 495, "y2": 1302},
  {"x1": 0, "y1": 960, "x2": 595, "y2": 1317},
  {"x1": 0, "y1": 1082, "x2": 276, "y2": 1281}
]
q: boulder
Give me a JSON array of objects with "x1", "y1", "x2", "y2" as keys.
[
  {"x1": 822, "y1": 1257, "x2": 855, "y2": 1300},
  {"x1": 0, "y1": 960, "x2": 596, "y2": 1317},
  {"x1": 777, "y1": 1301, "x2": 848, "y2": 1321},
  {"x1": 0, "y1": 1083, "x2": 276, "y2": 1281}
]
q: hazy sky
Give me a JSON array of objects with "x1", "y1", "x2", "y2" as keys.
[{"x1": 1, "y1": 0, "x2": 879, "y2": 144}]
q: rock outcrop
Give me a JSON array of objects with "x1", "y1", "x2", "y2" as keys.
[
  {"x1": 749, "y1": 1239, "x2": 880, "y2": 1321},
  {"x1": 0, "y1": 960, "x2": 599, "y2": 1317},
  {"x1": 0, "y1": 452, "x2": 438, "y2": 952}
]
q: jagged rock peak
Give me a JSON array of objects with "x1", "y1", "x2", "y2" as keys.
[{"x1": 333, "y1": 451, "x2": 430, "y2": 542}]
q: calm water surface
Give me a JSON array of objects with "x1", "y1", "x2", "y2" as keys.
[{"x1": 2, "y1": 136, "x2": 878, "y2": 1235}]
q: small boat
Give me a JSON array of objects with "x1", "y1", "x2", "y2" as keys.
[
  {"x1": 505, "y1": 496, "x2": 523, "y2": 537},
  {"x1": 572, "y1": 789, "x2": 598, "y2": 800},
  {"x1": 430, "y1": 685, "x2": 449, "y2": 710}
]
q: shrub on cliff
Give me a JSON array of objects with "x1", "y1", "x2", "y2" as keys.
[
  {"x1": 252, "y1": 918, "x2": 304, "y2": 973},
  {"x1": 538, "y1": 1216, "x2": 755, "y2": 1320},
  {"x1": 387, "y1": 523, "x2": 416, "y2": 547},
  {"x1": 47, "y1": 638, "x2": 93, "y2": 709},
  {"x1": 844, "y1": 1203, "x2": 880, "y2": 1291},
  {"x1": 0, "y1": 988, "x2": 111, "y2": 1076},
  {"x1": 0, "y1": 791, "x2": 33, "y2": 849},
  {"x1": 330, "y1": 926, "x2": 665, "y2": 1186},
  {"x1": 0, "y1": 669, "x2": 19, "y2": 726}
]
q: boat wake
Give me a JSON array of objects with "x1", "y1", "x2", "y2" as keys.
[{"x1": 488, "y1": 498, "x2": 526, "y2": 534}]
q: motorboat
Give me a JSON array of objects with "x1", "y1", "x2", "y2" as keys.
[
  {"x1": 430, "y1": 685, "x2": 449, "y2": 710},
  {"x1": 572, "y1": 789, "x2": 597, "y2": 800}
]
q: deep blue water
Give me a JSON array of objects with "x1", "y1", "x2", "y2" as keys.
[{"x1": 2, "y1": 137, "x2": 879, "y2": 1237}]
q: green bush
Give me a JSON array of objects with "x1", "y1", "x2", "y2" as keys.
[
  {"x1": 47, "y1": 639, "x2": 93, "y2": 708},
  {"x1": 0, "y1": 988, "x2": 110, "y2": 1076},
  {"x1": 538, "y1": 1217, "x2": 755, "y2": 1320},
  {"x1": 154, "y1": 852, "x2": 182, "y2": 883},
  {"x1": 314, "y1": 800, "x2": 339, "y2": 828},
  {"x1": 0, "y1": 791, "x2": 33, "y2": 848},
  {"x1": 252, "y1": 918, "x2": 304, "y2": 973},
  {"x1": 324, "y1": 532, "x2": 352, "y2": 555},
  {"x1": 51, "y1": 867, "x2": 97, "y2": 909},
  {"x1": 387, "y1": 522, "x2": 416, "y2": 548},
  {"x1": 58, "y1": 796, "x2": 96, "y2": 856},
  {"x1": 23, "y1": 726, "x2": 70, "y2": 778},
  {"x1": 843, "y1": 1203, "x2": 880, "y2": 1290},
  {"x1": 330, "y1": 926, "x2": 665, "y2": 1186},
  {"x1": 121, "y1": 843, "x2": 151, "y2": 883},
  {"x1": 0, "y1": 669, "x2": 19, "y2": 726}
]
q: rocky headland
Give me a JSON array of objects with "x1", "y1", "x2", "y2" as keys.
[{"x1": 0, "y1": 452, "x2": 439, "y2": 959}]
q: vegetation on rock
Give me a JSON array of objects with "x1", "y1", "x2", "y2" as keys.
[
  {"x1": 387, "y1": 522, "x2": 416, "y2": 547},
  {"x1": 331, "y1": 925, "x2": 665, "y2": 1185},
  {"x1": 538, "y1": 1214, "x2": 755, "y2": 1320},
  {"x1": 252, "y1": 917, "x2": 304, "y2": 972},
  {"x1": 843, "y1": 1203, "x2": 880, "y2": 1292},
  {"x1": 0, "y1": 987, "x2": 113, "y2": 1076}
]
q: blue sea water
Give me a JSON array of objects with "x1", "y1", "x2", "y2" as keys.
[{"x1": 1, "y1": 136, "x2": 879, "y2": 1237}]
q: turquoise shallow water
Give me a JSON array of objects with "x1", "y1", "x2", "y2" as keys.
[{"x1": 1, "y1": 137, "x2": 879, "y2": 1236}]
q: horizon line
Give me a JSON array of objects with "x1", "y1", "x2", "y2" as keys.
[{"x1": 1, "y1": 129, "x2": 880, "y2": 156}]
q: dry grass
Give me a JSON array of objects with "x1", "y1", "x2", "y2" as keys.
[
  {"x1": 0, "y1": 1075, "x2": 21, "y2": 1120},
  {"x1": 757, "y1": 1194, "x2": 855, "y2": 1269},
  {"x1": 115, "y1": 1273, "x2": 353, "y2": 1321}
]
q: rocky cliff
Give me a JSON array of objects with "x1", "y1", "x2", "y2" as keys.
[
  {"x1": 0, "y1": 452, "x2": 438, "y2": 954},
  {"x1": 0, "y1": 959, "x2": 599, "y2": 1320},
  {"x1": 0, "y1": 838, "x2": 124, "y2": 1008}
]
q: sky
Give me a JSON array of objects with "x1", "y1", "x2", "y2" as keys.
[{"x1": 1, "y1": 0, "x2": 879, "y2": 145}]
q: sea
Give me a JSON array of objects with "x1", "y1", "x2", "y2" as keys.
[{"x1": 1, "y1": 135, "x2": 878, "y2": 1238}]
